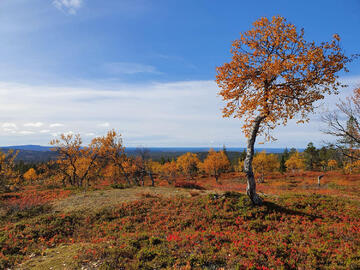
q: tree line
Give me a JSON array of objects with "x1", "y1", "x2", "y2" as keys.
[
  {"x1": 0, "y1": 131, "x2": 231, "y2": 189},
  {"x1": 0, "y1": 129, "x2": 356, "y2": 192}
]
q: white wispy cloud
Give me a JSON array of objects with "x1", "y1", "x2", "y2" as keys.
[
  {"x1": 3, "y1": 129, "x2": 16, "y2": 133},
  {"x1": 98, "y1": 122, "x2": 110, "y2": 128},
  {"x1": 18, "y1": 130, "x2": 35, "y2": 135},
  {"x1": 53, "y1": 0, "x2": 83, "y2": 15},
  {"x1": 50, "y1": 123, "x2": 64, "y2": 128},
  {"x1": 0, "y1": 76, "x2": 358, "y2": 147},
  {"x1": 24, "y1": 122, "x2": 43, "y2": 128},
  {"x1": 103, "y1": 62, "x2": 161, "y2": 75},
  {"x1": 2, "y1": 122, "x2": 17, "y2": 129}
]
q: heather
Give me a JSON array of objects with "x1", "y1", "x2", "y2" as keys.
[{"x1": 0, "y1": 171, "x2": 359, "y2": 269}]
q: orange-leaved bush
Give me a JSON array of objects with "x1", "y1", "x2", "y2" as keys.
[
  {"x1": 201, "y1": 149, "x2": 230, "y2": 182},
  {"x1": 160, "y1": 160, "x2": 178, "y2": 184},
  {"x1": 285, "y1": 151, "x2": 305, "y2": 173},
  {"x1": 23, "y1": 168, "x2": 38, "y2": 183},
  {"x1": 50, "y1": 133, "x2": 101, "y2": 188},
  {"x1": 252, "y1": 151, "x2": 279, "y2": 182},
  {"x1": 177, "y1": 152, "x2": 200, "y2": 180},
  {"x1": 327, "y1": 159, "x2": 338, "y2": 171},
  {"x1": 0, "y1": 149, "x2": 20, "y2": 189}
]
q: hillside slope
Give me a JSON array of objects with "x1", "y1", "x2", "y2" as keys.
[{"x1": 0, "y1": 182, "x2": 359, "y2": 270}]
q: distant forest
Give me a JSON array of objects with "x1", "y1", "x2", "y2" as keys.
[{"x1": 0, "y1": 146, "x2": 303, "y2": 164}]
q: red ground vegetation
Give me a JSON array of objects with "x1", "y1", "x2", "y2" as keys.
[{"x1": 0, "y1": 170, "x2": 359, "y2": 269}]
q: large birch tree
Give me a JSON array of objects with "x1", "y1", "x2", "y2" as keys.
[{"x1": 216, "y1": 16, "x2": 352, "y2": 205}]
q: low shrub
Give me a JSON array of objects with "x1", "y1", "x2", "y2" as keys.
[
  {"x1": 1, "y1": 188, "x2": 359, "y2": 269},
  {"x1": 110, "y1": 183, "x2": 131, "y2": 189},
  {"x1": 174, "y1": 181, "x2": 205, "y2": 190},
  {"x1": 137, "y1": 192, "x2": 160, "y2": 199}
]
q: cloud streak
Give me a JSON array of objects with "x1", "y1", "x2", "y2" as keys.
[
  {"x1": 53, "y1": 0, "x2": 83, "y2": 15},
  {"x1": 0, "y1": 76, "x2": 358, "y2": 147},
  {"x1": 103, "y1": 62, "x2": 162, "y2": 75},
  {"x1": 18, "y1": 130, "x2": 35, "y2": 135},
  {"x1": 2, "y1": 123, "x2": 17, "y2": 129},
  {"x1": 98, "y1": 122, "x2": 110, "y2": 128},
  {"x1": 50, "y1": 123, "x2": 64, "y2": 128},
  {"x1": 24, "y1": 122, "x2": 43, "y2": 128}
]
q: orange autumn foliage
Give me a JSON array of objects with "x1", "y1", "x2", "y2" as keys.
[
  {"x1": 23, "y1": 168, "x2": 38, "y2": 183},
  {"x1": 92, "y1": 130, "x2": 128, "y2": 184},
  {"x1": 327, "y1": 159, "x2": 338, "y2": 171},
  {"x1": 50, "y1": 133, "x2": 101, "y2": 188},
  {"x1": 216, "y1": 15, "x2": 352, "y2": 139},
  {"x1": 201, "y1": 149, "x2": 230, "y2": 182},
  {"x1": 216, "y1": 15, "x2": 351, "y2": 204},
  {"x1": 176, "y1": 152, "x2": 200, "y2": 180},
  {"x1": 160, "y1": 160, "x2": 178, "y2": 184},
  {"x1": 147, "y1": 160, "x2": 162, "y2": 175},
  {"x1": 252, "y1": 151, "x2": 279, "y2": 182},
  {"x1": 285, "y1": 151, "x2": 305, "y2": 173},
  {"x1": 0, "y1": 149, "x2": 20, "y2": 188},
  {"x1": 118, "y1": 156, "x2": 152, "y2": 186},
  {"x1": 344, "y1": 160, "x2": 360, "y2": 174}
]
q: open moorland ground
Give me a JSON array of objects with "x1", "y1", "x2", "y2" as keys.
[{"x1": 0, "y1": 171, "x2": 359, "y2": 269}]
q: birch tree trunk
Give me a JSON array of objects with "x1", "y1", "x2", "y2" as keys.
[
  {"x1": 148, "y1": 170, "x2": 155, "y2": 187},
  {"x1": 244, "y1": 115, "x2": 264, "y2": 205}
]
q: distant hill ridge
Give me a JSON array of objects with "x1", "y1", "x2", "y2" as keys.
[
  {"x1": 0, "y1": 145, "x2": 304, "y2": 163},
  {"x1": 0, "y1": 145, "x2": 303, "y2": 153},
  {"x1": 0, "y1": 145, "x2": 53, "y2": 152}
]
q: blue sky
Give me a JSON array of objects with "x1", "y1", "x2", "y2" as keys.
[{"x1": 0, "y1": 0, "x2": 359, "y2": 147}]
